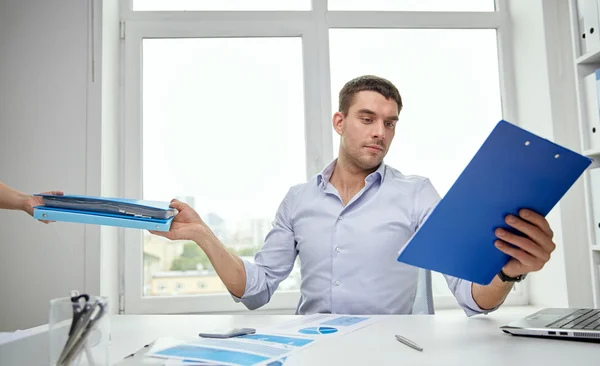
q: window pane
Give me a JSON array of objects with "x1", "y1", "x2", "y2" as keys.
[
  {"x1": 142, "y1": 38, "x2": 306, "y2": 297},
  {"x1": 134, "y1": 0, "x2": 310, "y2": 11},
  {"x1": 329, "y1": 29, "x2": 502, "y2": 297},
  {"x1": 328, "y1": 0, "x2": 495, "y2": 11}
]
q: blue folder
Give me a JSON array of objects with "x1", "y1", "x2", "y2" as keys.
[
  {"x1": 33, "y1": 206, "x2": 173, "y2": 232},
  {"x1": 396, "y1": 120, "x2": 593, "y2": 285},
  {"x1": 34, "y1": 194, "x2": 178, "y2": 219}
]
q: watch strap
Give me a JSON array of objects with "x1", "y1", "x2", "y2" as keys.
[{"x1": 498, "y1": 269, "x2": 526, "y2": 282}]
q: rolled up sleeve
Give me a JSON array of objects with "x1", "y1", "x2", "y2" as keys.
[
  {"x1": 230, "y1": 187, "x2": 298, "y2": 310},
  {"x1": 444, "y1": 275, "x2": 501, "y2": 316}
]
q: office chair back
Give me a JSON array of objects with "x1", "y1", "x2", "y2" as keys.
[{"x1": 412, "y1": 268, "x2": 435, "y2": 315}]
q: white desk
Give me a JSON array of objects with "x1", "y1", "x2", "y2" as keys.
[{"x1": 1, "y1": 306, "x2": 598, "y2": 365}]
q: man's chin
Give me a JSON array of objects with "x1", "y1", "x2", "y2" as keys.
[{"x1": 357, "y1": 156, "x2": 384, "y2": 170}]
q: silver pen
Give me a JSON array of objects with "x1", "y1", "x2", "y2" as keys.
[{"x1": 395, "y1": 334, "x2": 423, "y2": 352}]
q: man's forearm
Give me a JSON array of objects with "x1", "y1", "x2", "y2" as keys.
[
  {"x1": 471, "y1": 275, "x2": 514, "y2": 310},
  {"x1": 0, "y1": 182, "x2": 27, "y2": 211},
  {"x1": 193, "y1": 226, "x2": 247, "y2": 298}
]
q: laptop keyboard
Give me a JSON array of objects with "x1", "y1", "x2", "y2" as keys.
[{"x1": 546, "y1": 309, "x2": 600, "y2": 330}]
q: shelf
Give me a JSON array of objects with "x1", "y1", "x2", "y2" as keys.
[
  {"x1": 576, "y1": 49, "x2": 600, "y2": 64},
  {"x1": 592, "y1": 246, "x2": 600, "y2": 252}
]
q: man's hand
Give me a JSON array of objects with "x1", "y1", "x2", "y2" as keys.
[
  {"x1": 149, "y1": 199, "x2": 248, "y2": 297},
  {"x1": 494, "y1": 208, "x2": 555, "y2": 277},
  {"x1": 25, "y1": 190, "x2": 64, "y2": 224},
  {"x1": 472, "y1": 208, "x2": 555, "y2": 310},
  {"x1": 149, "y1": 199, "x2": 207, "y2": 241}
]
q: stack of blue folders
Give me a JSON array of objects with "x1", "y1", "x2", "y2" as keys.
[{"x1": 32, "y1": 194, "x2": 177, "y2": 231}]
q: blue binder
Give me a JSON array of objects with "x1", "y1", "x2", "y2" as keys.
[
  {"x1": 33, "y1": 206, "x2": 174, "y2": 232},
  {"x1": 396, "y1": 120, "x2": 593, "y2": 285},
  {"x1": 34, "y1": 194, "x2": 178, "y2": 219}
]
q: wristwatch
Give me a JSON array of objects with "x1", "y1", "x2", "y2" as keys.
[{"x1": 498, "y1": 269, "x2": 527, "y2": 282}]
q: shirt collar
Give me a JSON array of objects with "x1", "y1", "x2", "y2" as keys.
[{"x1": 316, "y1": 158, "x2": 386, "y2": 189}]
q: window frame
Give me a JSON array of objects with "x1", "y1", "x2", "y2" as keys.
[{"x1": 120, "y1": 0, "x2": 526, "y2": 314}]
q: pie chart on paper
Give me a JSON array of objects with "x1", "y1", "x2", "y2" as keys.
[{"x1": 298, "y1": 326, "x2": 338, "y2": 335}]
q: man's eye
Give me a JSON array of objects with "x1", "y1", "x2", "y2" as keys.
[
  {"x1": 385, "y1": 122, "x2": 396, "y2": 128},
  {"x1": 361, "y1": 118, "x2": 372, "y2": 123}
]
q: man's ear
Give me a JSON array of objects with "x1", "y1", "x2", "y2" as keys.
[{"x1": 332, "y1": 111, "x2": 345, "y2": 136}]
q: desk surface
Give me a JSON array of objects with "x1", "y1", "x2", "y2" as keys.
[
  {"x1": 2, "y1": 306, "x2": 598, "y2": 365},
  {"x1": 111, "y1": 306, "x2": 599, "y2": 366}
]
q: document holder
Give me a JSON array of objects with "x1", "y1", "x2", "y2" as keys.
[
  {"x1": 34, "y1": 194, "x2": 178, "y2": 219},
  {"x1": 33, "y1": 206, "x2": 173, "y2": 231},
  {"x1": 397, "y1": 120, "x2": 593, "y2": 285}
]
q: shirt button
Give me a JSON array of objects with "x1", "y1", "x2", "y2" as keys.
[
  {"x1": 338, "y1": 216, "x2": 343, "y2": 220},
  {"x1": 334, "y1": 280, "x2": 340, "y2": 286},
  {"x1": 335, "y1": 247, "x2": 341, "y2": 253}
]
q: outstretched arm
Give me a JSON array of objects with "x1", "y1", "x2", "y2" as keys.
[
  {"x1": 151, "y1": 189, "x2": 298, "y2": 310},
  {"x1": 0, "y1": 181, "x2": 63, "y2": 218},
  {"x1": 0, "y1": 181, "x2": 29, "y2": 211},
  {"x1": 150, "y1": 199, "x2": 247, "y2": 297}
]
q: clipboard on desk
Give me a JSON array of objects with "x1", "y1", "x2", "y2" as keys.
[{"x1": 396, "y1": 120, "x2": 593, "y2": 285}]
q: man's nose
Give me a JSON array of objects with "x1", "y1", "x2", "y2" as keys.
[{"x1": 371, "y1": 121, "x2": 386, "y2": 140}]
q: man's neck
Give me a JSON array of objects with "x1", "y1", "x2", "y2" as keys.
[{"x1": 329, "y1": 154, "x2": 377, "y2": 192}]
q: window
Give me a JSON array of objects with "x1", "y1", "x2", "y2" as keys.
[
  {"x1": 329, "y1": 29, "x2": 502, "y2": 297},
  {"x1": 141, "y1": 38, "x2": 306, "y2": 298},
  {"x1": 122, "y1": 0, "x2": 525, "y2": 314},
  {"x1": 328, "y1": 0, "x2": 495, "y2": 11},
  {"x1": 329, "y1": 29, "x2": 502, "y2": 197},
  {"x1": 133, "y1": 0, "x2": 311, "y2": 11}
]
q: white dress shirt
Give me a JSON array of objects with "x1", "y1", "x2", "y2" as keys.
[{"x1": 233, "y1": 159, "x2": 496, "y2": 316}]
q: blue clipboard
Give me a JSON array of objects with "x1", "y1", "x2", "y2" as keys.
[
  {"x1": 396, "y1": 120, "x2": 593, "y2": 285},
  {"x1": 33, "y1": 206, "x2": 173, "y2": 231}
]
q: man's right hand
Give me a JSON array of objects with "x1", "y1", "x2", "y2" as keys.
[
  {"x1": 149, "y1": 199, "x2": 207, "y2": 242},
  {"x1": 150, "y1": 198, "x2": 248, "y2": 298}
]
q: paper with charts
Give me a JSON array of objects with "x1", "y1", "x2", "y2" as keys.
[{"x1": 146, "y1": 314, "x2": 380, "y2": 365}]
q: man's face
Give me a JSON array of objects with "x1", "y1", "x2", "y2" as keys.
[{"x1": 333, "y1": 90, "x2": 399, "y2": 170}]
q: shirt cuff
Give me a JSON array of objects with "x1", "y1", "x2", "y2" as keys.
[{"x1": 460, "y1": 280, "x2": 502, "y2": 317}]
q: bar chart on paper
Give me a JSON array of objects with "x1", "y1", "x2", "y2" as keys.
[
  {"x1": 146, "y1": 315, "x2": 382, "y2": 365},
  {"x1": 320, "y1": 316, "x2": 369, "y2": 327},
  {"x1": 298, "y1": 327, "x2": 338, "y2": 335},
  {"x1": 268, "y1": 314, "x2": 379, "y2": 339}
]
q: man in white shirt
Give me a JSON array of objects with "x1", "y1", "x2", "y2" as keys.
[{"x1": 151, "y1": 75, "x2": 556, "y2": 315}]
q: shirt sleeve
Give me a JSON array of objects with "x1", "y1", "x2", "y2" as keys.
[
  {"x1": 414, "y1": 178, "x2": 501, "y2": 317},
  {"x1": 230, "y1": 187, "x2": 298, "y2": 310}
]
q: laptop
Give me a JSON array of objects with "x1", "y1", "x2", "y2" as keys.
[{"x1": 500, "y1": 308, "x2": 600, "y2": 342}]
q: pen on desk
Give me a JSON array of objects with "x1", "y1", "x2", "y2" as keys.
[{"x1": 395, "y1": 334, "x2": 423, "y2": 352}]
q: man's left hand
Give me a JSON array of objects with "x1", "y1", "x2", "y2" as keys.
[{"x1": 494, "y1": 209, "x2": 556, "y2": 278}]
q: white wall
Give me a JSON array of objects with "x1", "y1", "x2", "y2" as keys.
[
  {"x1": 508, "y1": 0, "x2": 593, "y2": 307},
  {"x1": 0, "y1": 0, "x2": 90, "y2": 331}
]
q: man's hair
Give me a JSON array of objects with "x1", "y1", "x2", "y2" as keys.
[{"x1": 338, "y1": 75, "x2": 403, "y2": 115}]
